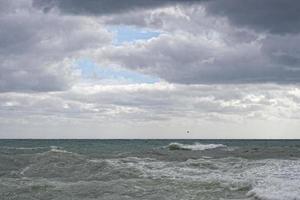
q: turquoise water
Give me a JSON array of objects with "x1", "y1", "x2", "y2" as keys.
[{"x1": 1, "y1": 140, "x2": 300, "y2": 200}]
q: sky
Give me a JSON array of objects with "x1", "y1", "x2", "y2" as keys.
[{"x1": 1, "y1": 0, "x2": 300, "y2": 139}]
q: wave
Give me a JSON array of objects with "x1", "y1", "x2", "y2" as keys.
[
  {"x1": 108, "y1": 157, "x2": 300, "y2": 200},
  {"x1": 0, "y1": 145, "x2": 70, "y2": 152},
  {"x1": 167, "y1": 142, "x2": 226, "y2": 151},
  {"x1": 0, "y1": 146, "x2": 48, "y2": 150},
  {"x1": 48, "y1": 146, "x2": 71, "y2": 153},
  {"x1": 245, "y1": 159, "x2": 300, "y2": 200},
  {"x1": 2, "y1": 149, "x2": 300, "y2": 200}
]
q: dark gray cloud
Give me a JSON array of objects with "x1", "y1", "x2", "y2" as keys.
[
  {"x1": 205, "y1": 0, "x2": 300, "y2": 34},
  {"x1": 2, "y1": 0, "x2": 300, "y2": 91},
  {"x1": 96, "y1": 34, "x2": 300, "y2": 84},
  {"x1": 33, "y1": 0, "x2": 300, "y2": 35},
  {"x1": 95, "y1": 5, "x2": 300, "y2": 84},
  {"x1": 32, "y1": 0, "x2": 201, "y2": 15},
  {"x1": 262, "y1": 34, "x2": 300, "y2": 68}
]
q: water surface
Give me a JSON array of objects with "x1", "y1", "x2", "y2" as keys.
[{"x1": 1, "y1": 139, "x2": 300, "y2": 200}]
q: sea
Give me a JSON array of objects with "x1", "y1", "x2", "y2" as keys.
[{"x1": 1, "y1": 139, "x2": 300, "y2": 200}]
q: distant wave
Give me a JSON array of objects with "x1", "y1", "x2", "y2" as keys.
[
  {"x1": 49, "y1": 146, "x2": 72, "y2": 153},
  {"x1": 167, "y1": 142, "x2": 226, "y2": 151},
  {"x1": 0, "y1": 146, "x2": 48, "y2": 150}
]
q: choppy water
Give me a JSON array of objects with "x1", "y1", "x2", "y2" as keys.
[{"x1": 1, "y1": 140, "x2": 300, "y2": 200}]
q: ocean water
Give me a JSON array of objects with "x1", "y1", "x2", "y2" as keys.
[{"x1": 1, "y1": 140, "x2": 300, "y2": 200}]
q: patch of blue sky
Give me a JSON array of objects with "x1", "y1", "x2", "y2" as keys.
[
  {"x1": 108, "y1": 25, "x2": 160, "y2": 45},
  {"x1": 75, "y1": 59, "x2": 160, "y2": 84}
]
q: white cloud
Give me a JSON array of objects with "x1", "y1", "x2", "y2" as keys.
[{"x1": 1, "y1": 83, "x2": 300, "y2": 138}]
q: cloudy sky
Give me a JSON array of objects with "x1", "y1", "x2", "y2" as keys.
[{"x1": 1, "y1": 0, "x2": 300, "y2": 138}]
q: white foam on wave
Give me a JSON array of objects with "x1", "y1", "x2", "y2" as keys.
[
  {"x1": 104, "y1": 156, "x2": 300, "y2": 200},
  {"x1": 167, "y1": 142, "x2": 226, "y2": 151},
  {"x1": 245, "y1": 159, "x2": 300, "y2": 200},
  {"x1": 20, "y1": 166, "x2": 31, "y2": 175}
]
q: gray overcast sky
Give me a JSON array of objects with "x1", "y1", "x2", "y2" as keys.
[{"x1": 1, "y1": 0, "x2": 300, "y2": 138}]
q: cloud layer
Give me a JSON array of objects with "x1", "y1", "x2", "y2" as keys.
[
  {"x1": 2, "y1": 0, "x2": 300, "y2": 88},
  {"x1": 1, "y1": 82, "x2": 300, "y2": 138},
  {"x1": 1, "y1": 0, "x2": 300, "y2": 138}
]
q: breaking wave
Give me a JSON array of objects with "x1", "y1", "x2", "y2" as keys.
[
  {"x1": 49, "y1": 146, "x2": 71, "y2": 153},
  {"x1": 105, "y1": 157, "x2": 300, "y2": 200},
  {"x1": 167, "y1": 142, "x2": 226, "y2": 151}
]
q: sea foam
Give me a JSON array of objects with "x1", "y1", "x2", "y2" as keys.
[
  {"x1": 167, "y1": 142, "x2": 226, "y2": 151},
  {"x1": 105, "y1": 157, "x2": 300, "y2": 200}
]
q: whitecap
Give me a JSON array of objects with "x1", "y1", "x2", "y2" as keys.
[
  {"x1": 49, "y1": 146, "x2": 70, "y2": 153},
  {"x1": 167, "y1": 142, "x2": 226, "y2": 151},
  {"x1": 245, "y1": 159, "x2": 300, "y2": 200},
  {"x1": 104, "y1": 156, "x2": 300, "y2": 200}
]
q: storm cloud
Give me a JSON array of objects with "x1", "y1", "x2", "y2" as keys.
[
  {"x1": 33, "y1": 0, "x2": 300, "y2": 34},
  {"x1": 93, "y1": 4, "x2": 300, "y2": 84},
  {"x1": 1, "y1": 0, "x2": 300, "y2": 86},
  {"x1": 205, "y1": 0, "x2": 300, "y2": 34},
  {"x1": 32, "y1": 0, "x2": 201, "y2": 15}
]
